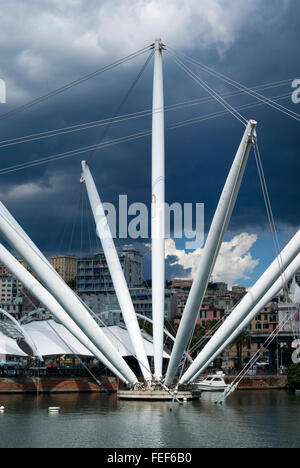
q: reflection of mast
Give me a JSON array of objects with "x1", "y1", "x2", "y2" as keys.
[{"x1": 151, "y1": 39, "x2": 165, "y2": 379}]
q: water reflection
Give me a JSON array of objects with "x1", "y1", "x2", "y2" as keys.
[{"x1": 0, "y1": 391, "x2": 299, "y2": 448}]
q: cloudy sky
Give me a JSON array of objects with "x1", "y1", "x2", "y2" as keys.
[{"x1": 0, "y1": 0, "x2": 299, "y2": 287}]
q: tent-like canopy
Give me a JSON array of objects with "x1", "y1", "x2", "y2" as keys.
[
  {"x1": 0, "y1": 320, "x2": 170, "y2": 359},
  {"x1": 0, "y1": 334, "x2": 27, "y2": 357}
]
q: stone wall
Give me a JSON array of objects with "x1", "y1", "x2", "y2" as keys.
[
  {"x1": 225, "y1": 375, "x2": 287, "y2": 389},
  {"x1": 0, "y1": 376, "x2": 118, "y2": 393}
]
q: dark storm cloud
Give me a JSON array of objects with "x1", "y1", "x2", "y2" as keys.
[{"x1": 0, "y1": 0, "x2": 299, "y2": 261}]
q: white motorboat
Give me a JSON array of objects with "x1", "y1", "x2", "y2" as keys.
[{"x1": 194, "y1": 372, "x2": 229, "y2": 392}]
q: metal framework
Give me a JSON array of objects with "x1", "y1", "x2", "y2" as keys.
[{"x1": 0, "y1": 39, "x2": 297, "y2": 394}]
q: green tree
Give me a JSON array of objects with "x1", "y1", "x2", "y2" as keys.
[
  {"x1": 67, "y1": 279, "x2": 77, "y2": 290},
  {"x1": 287, "y1": 363, "x2": 300, "y2": 389},
  {"x1": 230, "y1": 329, "x2": 251, "y2": 371}
]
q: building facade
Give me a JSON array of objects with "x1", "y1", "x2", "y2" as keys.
[
  {"x1": 77, "y1": 245, "x2": 143, "y2": 294},
  {"x1": 51, "y1": 255, "x2": 78, "y2": 284},
  {"x1": 0, "y1": 274, "x2": 22, "y2": 303},
  {"x1": 80, "y1": 287, "x2": 178, "y2": 322}
]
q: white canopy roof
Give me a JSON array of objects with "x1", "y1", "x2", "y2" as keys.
[
  {"x1": 0, "y1": 320, "x2": 170, "y2": 359},
  {"x1": 0, "y1": 334, "x2": 27, "y2": 357}
]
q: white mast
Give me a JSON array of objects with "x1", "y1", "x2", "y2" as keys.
[
  {"x1": 185, "y1": 252, "x2": 300, "y2": 382},
  {"x1": 0, "y1": 243, "x2": 128, "y2": 383},
  {"x1": 179, "y1": 228, "x2": 300, "y2": 384},
  {"x1": 0, "y1": 201, "x2": 56, "y2": 271},
  {"x1": 81, "y1": 161, "x2": 152, "y2": 383},
  {"x1": 165, "y1": 120, "x2": 257, "y2": 386},
  {"x1": 0, "y1": 207, "x2": 138, "y2": 386},
  {"x1": 151, "y1": 38, "x2": 165, "y2": 379}
]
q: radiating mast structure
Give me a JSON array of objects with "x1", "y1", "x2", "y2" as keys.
[
  {"x1": 179, "y1": 228, "x2": 300, "y2": 384},
  {"x1": 0, "y1": 206, "x2": 138, "y2": 386},
  {"x1": 0, "y1": 243, "x2": 128, "y2": 383},
  {"x1": 186, "y1": 252, "x2": 300, "y2": 381},
  {"x1": 81, "y1": 161, "x2": 152, "y2": 383},
  {"x1": 151, "y1": 39, "x2": 166, "y2": 379},
  {"x1": 165, "y1": 120, "x2": 257, "y2": 386}
]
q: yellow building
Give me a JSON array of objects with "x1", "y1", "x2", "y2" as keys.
[{"x1": 50, "y1": 255, "x2": 78, "y2": 283}]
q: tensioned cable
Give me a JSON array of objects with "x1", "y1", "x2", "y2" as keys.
[
  {"x1": 87, "y1": 49, "x2": 154, "y2": 162},
  {"x1": 217, "y1": 306, "x2": 300, "y2": 403},
  {"x1": 0, "y1": 129, "x2": 152, "y2": 176},
  {"x1": 166, "y1": 49, "x2": 248, "y2": 126},
  {"x1": 254, "y1": 142, "x2": 290, "y2": 298},
  {"x1": 185, "y1": 311, "x2": 231, "y2": 359},
  {"x1": 174, "y1": 144, "x2": 255, "y2": 383},
  {"x1": 185, "y1": 144, "x2": 291, "y2": 381},
  {"x1": 0, "y1": 92, "x2": 291, "y2": 177},
  {"x1": 190, "y1": 144, "x2": 294, "y2": 386},
  {"x1": 254, "y1": 142, "x2": 298, "y2": 343},
  {"x1": 46, "y1": 319, "x2": 110, "y2": 393},
  {"x1": 167, "y1": 46, "x2": 300, "y2": 123},
  {"x1": 170, "y1": 92, "x2": 291, "y2": 129},
  {"x1": 0, "y1": 46, "x2": 152, "y2": 122},
  {"x1": 0, "y1": 79, "x2": 291, "y2": 149},
  {"x1": 76, "y1": 192, "x2": 154, "y2": 380},
  {"x1": 67, "y1": 185, "x2": 84, "y2": 254},
  {"x1": 20, "y1": 288, "x2": 108, "y2": 391},
  {"x1": 182, "y1": 283, "x2": 272, "y2": 362},
  {"x1": 78, "y1": 193, "x2": 181, "y2": 393}
]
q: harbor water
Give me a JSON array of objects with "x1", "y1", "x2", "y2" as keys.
[{"x1": 0, "y1": 390, "x2": 299, "y2": 448}]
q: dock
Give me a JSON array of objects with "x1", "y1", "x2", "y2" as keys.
[{"x1": 117, "y1": 389, "x2": 201, "y2": 401}]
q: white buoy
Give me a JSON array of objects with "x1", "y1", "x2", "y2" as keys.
[
  {"x1": 48, "y1": 407, "x2": 60, "y2": 413},
  {"x1": 0, "y1": 406, "x2": 5, "y2": 412}
]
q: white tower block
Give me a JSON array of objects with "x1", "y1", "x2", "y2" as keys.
[
  {"x1": 0, "y1": 208, "x2": 138, "y2": 385},
  {"x1": 180, "y1": 229, "x2": 300, "y2": 384},
  {"x1": 165, "y1": 120, "x2": 257, "y2": 386},
  {"x1": 0, "y1": 243, "x2": 128, "y2": 383},
  {"x1": 185, "y1": 252, "x2": 300, "y2": 382},
  {"x1": 81, "y1": 161, "x2": 152, "y2": 382},
  {"x1": 151, "y1": 39, "x2": 165, "y2": 379}
]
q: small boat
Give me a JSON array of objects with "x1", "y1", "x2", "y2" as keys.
[{"x1": 194, "y1": 372, "x2": 229, "y2": 392}]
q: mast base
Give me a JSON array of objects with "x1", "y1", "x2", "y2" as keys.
[{"x1": 117, "y1": 388, "x2": 201, "y2": 401}]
